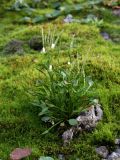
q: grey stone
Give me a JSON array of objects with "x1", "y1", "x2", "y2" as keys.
[
  {"x1": 64, "y1": 14, "x2": 73, "y2": 23},
  {"x1": 115, "y1": 139, "x2": 120, "y2": 145},
  {"x1": 96, "y1": 146, "x2": 109, "y2": 158},
  {"x1": 95, "y1": 104, "x2": 103, "y2": 121},
  {"x1": 62, "y1": 104, "x2": 103, "y2": 145},
  {"x1": 76, "y1": 104, "x2": 103, "y2": 130},
  {"x1": 64, "y1": 14, "x2": 81, "y2": 23},
  {"x1": 113, "y1": 9, "x2": 120, "y2": 17},
  {"x1": 115, "y1": 149, "x2": 120, "y2": 154},
  {"x1": 58, "y1": 154, "x2": 65, "y2": 160},
  {"x1": 101, "y1": 32, "x2": 111, "y2": 40},
  {"x1": 108, "y1": 152, "x2": 120, "y2": 160},
  {"x1": 96, "y1": 138, "x2": 120, "y2": 160},
  {"x1": 62, "y1": 128, "x2": 74, "y2": 145}
]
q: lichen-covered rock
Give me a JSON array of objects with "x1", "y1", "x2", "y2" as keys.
[
  {"x1": 96, "y1": 146, "x2": 109, "y2": 158},
  {"x1": 4, "y1": 39, "x2": 24, "y2": 55},
  {"x1": 62, "y1": 104, "x2": 103, "y2": 145},
  {"x1": 29, "y1": 36, "x2": 43, "y2": 51}
]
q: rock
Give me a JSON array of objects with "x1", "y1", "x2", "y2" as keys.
[
  {"x1": 108, "y1": 152, "x2": 120, "y2": 160},
  {"x1": 113, "y1": 9, "x2": 120, "y2": 17},
  {"x1": 58, "y1": 154, "x2": 65, "y2": 160},
  {"x1": 10, "y1": 148, "x2": 31, "y2": 160},
  {"x1": 96, "y1": 146, "x2": 109, "y2": 158},
  {"x1": 76, "y1": 106, "x2": 96, "y2": 131},
  {"x1": 62, "y1": 104, "x2": 103, "y2": 145},
  {"x1": 96, "y1": 137, "x2": 120, "y2": 160},
  {"x1": 4, "y1": 39, "x2": 24, "y2": 55},
  {"x1": 63, "y1": 14, "x2": 80, "y2": 23},
  {"x1": 101, "y1": 32, "x2": 111, "y2": 40},
  {"x1": 29, "y1": 36, "x2": 43, "y2": 51},
  {"x1": 95, "y1": 104, "x2": 103, "y2": 121},
  {"x1": 64, "y1": 14, "x2": 73, "y2": 23},
  {"x1": 115, "y1": 139, "x2": 120, "y2": 145},
  {"x1": 62, "y1": 128, "x2": 74, "y2": 145},
  {"x1": 76, "y1": 104, "x2": 103, "y2": 131},
  {"x1": 115, "y1": 149, "x2": 120, "y2": 154}
]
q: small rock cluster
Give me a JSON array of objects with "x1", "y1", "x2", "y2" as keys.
[
  {"x1": 62, "y1": 104, "x2": 103, "y2": 145},
  {"x1": 96, "y1": 139, "x2": 120, "y2": 160}
]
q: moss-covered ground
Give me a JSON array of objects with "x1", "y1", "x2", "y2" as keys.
[{"x1": 0, "y1": 1, "x2": 120, "y2": 159}]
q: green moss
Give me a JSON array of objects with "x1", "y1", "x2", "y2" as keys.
[{"x1": 0, "y1": 2, "x2": 120, "y2": 159}]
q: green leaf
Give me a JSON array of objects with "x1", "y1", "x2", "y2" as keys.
[
  {"x1": 61, "y1": 71, "x2": 66, "y2": 79},
  {"x1": 39, "y1": 156, "x2": 54, "y2": 160},
  {"x1": 39, "y1": 106, "x2": 48, "y2": 116},
  {"x1": 39, "y1": 109, "x2": 48, "y2": 116},
  {"x1": 48, "y1": 10, "x2": 61, "y2": 19},
  {"x1": 74, "y1": 4, "x2": 83, "y2": 11},
  {"x1": 20, "y1": 17, "x2": 31, "y2": 23},
  {"x1": 68, "y1": 119, "x2": 78, "y2": 126},
  {"x1": 32, "y1": 16, "x2": 47, "y2": 23},
  {"x1": 41, "y1": 130, "x2": 49, "y2": 135}
]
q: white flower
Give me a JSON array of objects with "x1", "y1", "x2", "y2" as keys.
[
  {"x1": 88, "y1": 80, "x2": 93, "y2": 87},
  {"x1": 51, "y1": 43, "x2": 55, "y2": 49},
  {"x1": 68, "y1": 61, "x2": 71, "y2": 65},
  {"x1": 51, "y1": 120, "x2": 55, "y2": 125},
  {"x1": 49, "y1": 65, "x2": 52, "y2": 71},
  {"x1": 41, "y1": 47, "x2": 46, "y2": 53},
  {"x1": 60, "y1": 6, "x2": 65, "y2": 11}
]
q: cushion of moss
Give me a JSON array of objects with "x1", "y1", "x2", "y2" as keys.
[{"x1": 0, "y1": 6, "x2": 120, "y2": 160}]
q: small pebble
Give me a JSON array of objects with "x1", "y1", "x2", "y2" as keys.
[
  {"x1": 101, "y1": 32, "x2": 111, "y2": 40},
  {"x1": 115, "y1": 139, "x2": 120, "y2": 145},
  {"x1": 58, "y1": 154, "x2": 65, "y2": 160},
  {"x1": 64, "y1": 14, "x2": 73, "y2": 23}
]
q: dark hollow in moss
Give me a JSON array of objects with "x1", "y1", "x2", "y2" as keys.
[{"x1": 29, "y1": 36, "x2": 43, "y2": 51}]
